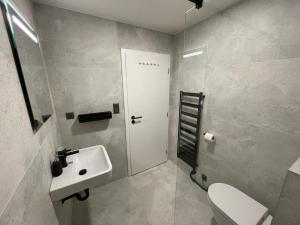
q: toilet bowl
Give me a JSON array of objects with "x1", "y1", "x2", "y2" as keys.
[{"x1": 207, "y1": 183, "x2": 273, "y2": 225}]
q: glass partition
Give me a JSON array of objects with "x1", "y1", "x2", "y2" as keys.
[{"x1": 174, "y1": 5, "x2": 213, "y2": 225}]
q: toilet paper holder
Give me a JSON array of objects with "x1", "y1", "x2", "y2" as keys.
[{"x1": 203, "y1": 132, "x2": 216, "y2": 142}]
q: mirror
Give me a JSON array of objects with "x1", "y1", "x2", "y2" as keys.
[{"x1": 1, "y1": 0, "x2": 53, "y2": 133}]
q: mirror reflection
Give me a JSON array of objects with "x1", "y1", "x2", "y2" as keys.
[{"x1": 2, "y1": 0, "x2": 52, "y2": 132}]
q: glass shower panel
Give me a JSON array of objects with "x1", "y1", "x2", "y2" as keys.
[{"x1": 174, "y1": 6, "x2": 213, "y2": 225}]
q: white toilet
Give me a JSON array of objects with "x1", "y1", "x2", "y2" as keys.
[{"x1": 208, "y1": 183, "x2": 273, "y2": 225}]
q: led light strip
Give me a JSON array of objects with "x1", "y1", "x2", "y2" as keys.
[
  {"x1": 12, "y1": 15, "x2": 38, "y2": 43},
  {"x1": 4, "y1": 0, "x2": 34, "y2": 31},
  {"x1": 183, "y1": 50, "x2": 204, "y2": 58}
]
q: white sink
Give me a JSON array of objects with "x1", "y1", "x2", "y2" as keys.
[{"x1": 50, "y1": 145, "x2": 112, "y2": 202}]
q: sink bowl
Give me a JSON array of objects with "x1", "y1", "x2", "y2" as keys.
[{"x1": 50, "y1": 145, "x2": 112, "y2": 201}]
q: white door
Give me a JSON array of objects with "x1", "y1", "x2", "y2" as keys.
[{"x1": 122, "y1": 49, "x2": 170, "y2": 175}]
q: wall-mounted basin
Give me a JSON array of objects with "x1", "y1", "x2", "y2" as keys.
[{"x1": 50, "y1": 145, "x2": 112, "y2": 202}]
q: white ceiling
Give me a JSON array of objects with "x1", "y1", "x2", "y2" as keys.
[{"x1": 32, "y1": 0, "x2": 242, "y2": 34}]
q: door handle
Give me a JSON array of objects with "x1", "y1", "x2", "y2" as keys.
[
  {"x1": 131, "y1": 116, "x2": 143, "y2": 120},
  {"x1": 131, "y1": 115, "x2": 142, "y2": 124}
]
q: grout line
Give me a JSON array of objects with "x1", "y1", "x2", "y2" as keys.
[{"x1": 0, "y1": 118, "x2": 55, "y2": 218}]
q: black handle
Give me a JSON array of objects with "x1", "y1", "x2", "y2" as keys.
[
  {"x1": 57, "y1": 148, "x2": 78, "y2": 156},
  {"x1": 131, "y1": 116, "x2": 143, "y2": 120}
]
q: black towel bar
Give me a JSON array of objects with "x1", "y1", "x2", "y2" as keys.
[{"x1": 78, "y1": 111, "x2": 112, "y2": 123}]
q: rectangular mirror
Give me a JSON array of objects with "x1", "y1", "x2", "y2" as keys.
[{"x1": 1, "y1": 0, "x2": 53, "y2": 133}]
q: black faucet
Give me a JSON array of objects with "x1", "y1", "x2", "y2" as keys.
[{"x1": 57, "y1": 148, "x2": 79, "y2": 168}]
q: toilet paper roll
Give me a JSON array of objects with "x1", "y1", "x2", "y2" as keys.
[{"x1": 204, "y1": 132, "x2": 215, "y2": 143}]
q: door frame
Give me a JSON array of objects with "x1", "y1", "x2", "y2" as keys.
[
  {"x1": 121, "y1": 48, "x2": 132, "y2": 176},
  {"x1": 121, "y1": 48, "x2": 170, "y2": 176}
]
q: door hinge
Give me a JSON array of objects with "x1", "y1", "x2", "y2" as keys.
[
  {"x1": 166, "y1": 149, "x2": 168, "y2": 155},
  {"x1": 167, "y1": 112, "x2": 168, "y2": 117},
  {"x1": 168, "y1": 68, "x2": 170, "y2": 74}
]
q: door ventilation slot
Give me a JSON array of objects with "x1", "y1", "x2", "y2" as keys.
[{"x1": 177, "y1": 91, "x2": 208, "y2": 191}]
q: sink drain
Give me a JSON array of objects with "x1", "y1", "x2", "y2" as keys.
[{"x1": 79, "y1": 169, "x2": 87, "y2": 175}]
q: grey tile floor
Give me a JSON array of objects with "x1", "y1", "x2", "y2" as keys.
[
  {"x1": 175, "y1": 160, "x2": 215, "y2": 225},
  {"x1": 72, "y1": 160, "x2": 214, "y2": 225}
]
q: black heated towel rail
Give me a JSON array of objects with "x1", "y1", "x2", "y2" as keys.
[{"x1": 177, "y1": 91, "x2": 204, "y2": 168}]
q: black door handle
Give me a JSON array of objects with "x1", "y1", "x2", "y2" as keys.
[
  {"x1": 131, "y1": 115, "x2": 142, "y2": 124},
  {"x1": 131, "y1": 116, "x2": 143, "y2": 120}
]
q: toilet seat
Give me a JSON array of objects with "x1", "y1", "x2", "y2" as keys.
[{"x1": 208, "y1": 183, "x2": 269, "y2": 225}]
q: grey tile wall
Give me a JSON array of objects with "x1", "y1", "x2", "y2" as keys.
[
  {"x1": 274, "y1": 158, "x2": 300, "y2": 225},
  {"x1": 0, "y1": 0, "x2": 62, "y2": 224},
  {"x1": 33, "y1": 4, "x2": 173, "y2": 223},
  {"x1": 2, "y1": 0, "x2": 298, "y2": 223},
  {"x1": 0, "y1": 118, "x2": 61, "y2": 225},
  {"x1": 170, "y1": 0, "x2": 300, "y2": 215},
  {"x1": 33, "y1": 3, "x2": 173, "y2": 182}
]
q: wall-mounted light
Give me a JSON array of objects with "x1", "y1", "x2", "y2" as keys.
[
  {"x1": 183, "y1": 49, "x2": 204, "y2": 58},
  {"x1": 5, "y1": 0, "x2": 34, "y2": 30},
  {"x1": 183, "y1": 2, "x2": 205, "y2": 59},
  {"x1": 12, "y1": 15, "x2": 38, "y2": 43}
]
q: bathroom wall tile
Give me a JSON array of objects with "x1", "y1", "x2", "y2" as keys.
[
  {"x1": 279, "y1": 44, "x2": 300, "y2": 59},
  {"x1": 52, "y1": 200, "x2": 73, "y2": 225},
  {"x1": 199, "y1": 116, "x2": 257, "y2": 191},
  {"x1": 205, "y1": 60, "x2": 300, "y2": 135},
  {"x1": 270, "y1": 58, "x2": 300, "y2": 109},
  {"x1": 34, "y1": 3, "x2": 173, "y2": 193},
  {"x1": 66, "y1": 67, "x2": 123, "y2": 108},
  {"x1": 169, "y1": 49, "x2": 180, "y2": 107},
  {"x1": 0, "y1": 1, "x2": 63, "y2": 224},
  {"x1": 117, "y1": 23, "x2": 172, "y2": 54},
  {"x1": 168, "y1": 105, "x2": 179, "y2": 163},
  {"x1": 62, "y1": 14, "x2": 120, "y2": 68},
  {"x1": 274, "y1": 169, "x2": 300, "y2": 225},
  {"x1": 0, "y1": 134, "x2": 59, "y2": 225},
  {"x1": 64, "y1": 39, "x2": 120, "y2": 68},
  {"x1": 226, "y1": 0, "x2": 284, "y2": 38},
  {"x1": 280, "y1": 24, "x2": 300, "y2": 46},
  {"x1": 41, "y1": 39, "x2": 67, "y2": 67},
  {"x1": 179, "y1": 64, "x2": 207, "y2": 92},
  {"x1": 0, "y1": 55, "x2": 30, "y2": 212},
  {"x1": 183, "y1": 0, "x2": 283, "y2": 68},
  {"x1": 46, "y1": 67, "x2": 73, "y2": 119},
  {"x1": 247, "y1": 163, "x2": 284, "y2": 213},
  {"x1": 0, "y1": 16, "x2": 39, "y2": 216},
  {"x1": 171, "y1": 0, "x2": 300, "y2": 219},
  {"x1": 184, "y1": 15, "x2": 217, "y2": 53},
  {"x1": 48, "y1": 66, "x2": 123, "y2": 119},
  {"x1": 169, "y1": 72, "x2": 179, "y2": 106},
  {"x1": 246, "y1": 128, "x2": 300, "y2": 213}
]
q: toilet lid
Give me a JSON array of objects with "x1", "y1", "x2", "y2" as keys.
[{"x1": 208, "y1": 183, "x2": 268, "y2": 225}]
